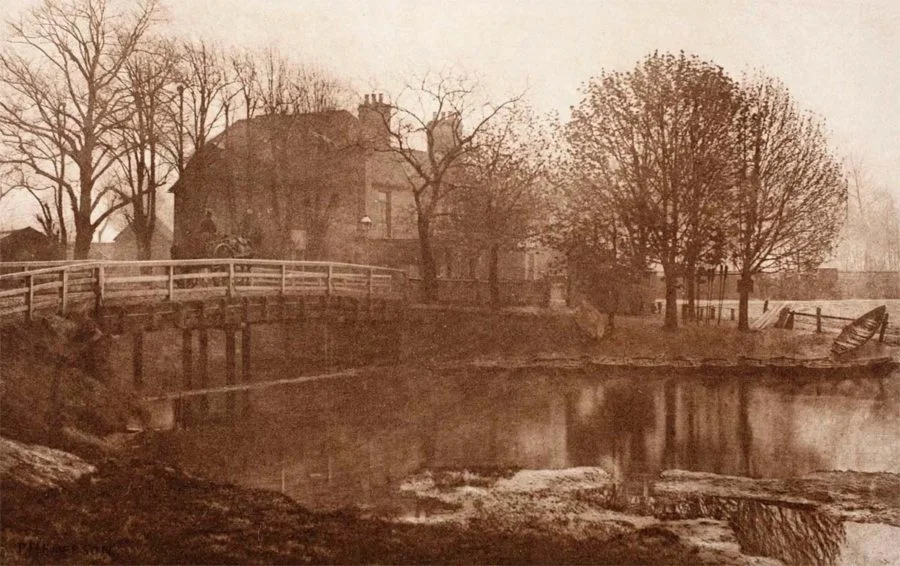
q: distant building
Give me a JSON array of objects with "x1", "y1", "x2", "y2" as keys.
[
  {"x1": 170, "y1": 94, "x2": 562, "y2": 301},
  {"x1": 109, "y1": 220, "x2": 174, "y2": 260},
  {"x1": 170, "y1": 96, "x2": 424, "y2": 268},
  {"x1": 0, "y1": 227, "x2": 61, "y2": 262}
]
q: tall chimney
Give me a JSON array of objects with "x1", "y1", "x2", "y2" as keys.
[{"x1": 359, "y1": 92, "x2": 393, "y2": 149}]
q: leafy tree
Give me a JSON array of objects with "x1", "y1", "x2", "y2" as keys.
[
  {"x1": 729, "y1": 75, "x2": 847, "y2": 330},
  {"x1": 568, "y1": 52, "x2": 740, "y2": 328},
  {"x1": 450, "y1": 103, "x2": 549, "y2": 308}
]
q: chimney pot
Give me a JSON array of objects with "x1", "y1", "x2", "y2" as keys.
[{"x1": 364, "y1": 94, "x2": 370, "y2": 105}]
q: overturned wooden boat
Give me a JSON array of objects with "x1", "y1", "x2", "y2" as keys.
[{"x1": 831, "y1": 305, "x2": 887, "y2": 357}]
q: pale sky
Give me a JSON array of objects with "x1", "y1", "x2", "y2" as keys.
[{"x1": 2, "y1": 0, "x2": 899, "y2": 230}]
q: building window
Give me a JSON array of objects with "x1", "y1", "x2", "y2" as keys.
[{"x1": 374, "y1": 190, "x2": 392, "y2": 238}]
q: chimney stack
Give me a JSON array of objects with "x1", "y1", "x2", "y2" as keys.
[{"x1": 358, "y1": 92, "x2": 392, "y2": 148}]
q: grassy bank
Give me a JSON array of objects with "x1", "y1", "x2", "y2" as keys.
[{"x1": 402, "y1": 306, "x2": 895, "y2": 362}]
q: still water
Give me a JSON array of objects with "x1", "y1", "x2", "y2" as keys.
[{"x1": 156, "y1": 367, "x2": 900, "y2": 512}]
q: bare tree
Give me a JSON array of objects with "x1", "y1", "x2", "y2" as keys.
[
  {"x1": 0, "y1": 0, "x2": 158, "y2": 259},
  {"x1": 832, "y1": 156, "x2": 899, "y2": 272},
  {"x1": 114, "y1": 38, "x2": 178, "y2": 259},
  {"x1": 178, "y1": 39, "x2": 234, "y2": 156},
  {"x1": 246, "y1": 47, "x2": 346, "y2": 117},
  {"x1": 231, "y1": 49, "x2": 260, "y2": 122},
  {"x1": 2, "y1": 161, "x2": 68, "y2": 250},
  {"x1": 451, "y1": 103, "x2": 549, "y2": 308},
  {"x1": 378, "y1": 71, "x2": 522, "y2": 301},
  {"x1": 729, "y1": 75, "x2": 846, "y2": 330},
  {"x1": 567, "y1": 52, "x2": 740, "y2": 328}
]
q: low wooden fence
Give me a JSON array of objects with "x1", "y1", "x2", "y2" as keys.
[
  {"x1": 0, "y1": 259, "x2": 407, "y2": 325},
  {"x1": 787, "y1": 307, "x2": 898, "y2": 346}
]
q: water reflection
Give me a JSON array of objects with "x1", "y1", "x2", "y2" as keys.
[{"x1": 157, "y1": 369, "x2": 900, "y2": 511}]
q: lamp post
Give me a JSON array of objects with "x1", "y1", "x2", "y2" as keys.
[{"x1": 358, "y1": 215, "x2": 372, "y2": 264}]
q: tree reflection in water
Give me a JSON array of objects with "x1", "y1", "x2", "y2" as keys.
[{"x1": 566, "y1": 381, "x2": 657, "y2": 480}]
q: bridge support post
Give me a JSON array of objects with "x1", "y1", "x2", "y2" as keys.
[
  {"x1": 198, "y1": 304, "x2": 209, "y2": 417},
  {"x1": 225, "y1": 328, "x2": 236, "y2": 420},
  {"x1": 179, "y1": 329, "x2": 193, "y2": 427},
  {"x1": 241, "y1": 324, "x2": 251, "y2": 415},
  {"x1": 132, "y1": 332, "x2": 144, "y2": 389}
]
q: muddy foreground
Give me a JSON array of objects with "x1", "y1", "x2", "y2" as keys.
[{"x1": 3, "y1": 437, "x2": 899, "y2": 564}]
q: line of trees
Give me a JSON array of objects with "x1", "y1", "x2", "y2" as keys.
[
  {"x1": 0, "y1": 0, "x2": 348, "y2": 260},
  {"x1": 0, "y1": 3, "x2": 853, "y2": 327},
  {"x1": 560, "y1": 52, "x2": 847, "y2": 330}
]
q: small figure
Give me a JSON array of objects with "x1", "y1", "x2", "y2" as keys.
[{"x1": 199, "y1": 209, "x2": 217, "y2": 236}]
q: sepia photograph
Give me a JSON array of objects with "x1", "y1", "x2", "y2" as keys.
[{"x1": 0, "y1": 0, "x2": 898, "y2": 564}]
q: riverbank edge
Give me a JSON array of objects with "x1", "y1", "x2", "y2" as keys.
[{"x1": 2, "y1": 310, "x2": 898, "y2": 563}]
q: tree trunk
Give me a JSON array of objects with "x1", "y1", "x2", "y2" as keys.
[
  {"x1": 417, "y1": 219, "x2": 438, "y2": 303},
  {"x1": 685, "y1": 263, "x2": 696, "y2": 322},
  {"x1": 72, "y1": 216, "x2": 94, "y2": 260},
  {"x1": 738, "y1": 273, "x2": 752, "y2": 331},
  {"x1": 136, "y1": 231, "x2": 153, "y2": 260},
  {"x1": 663, "y1": 266, "x2": 679, "y2": 329},
  {"x1": 488, "y1": 244, "x2": 500, "y2": 309}
]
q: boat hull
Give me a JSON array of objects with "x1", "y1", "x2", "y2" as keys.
[{"x1": 831, "y1": 305, "x2": 887, "y2": 357}]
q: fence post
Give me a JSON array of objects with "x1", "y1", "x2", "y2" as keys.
[
  {"x1": 763, "y1": 300, "x2": 769, "y2": 313},
  {"x1": 59, "y1": 270, "x2": 68, "y2": 315},
  {"x1": 816, "y1": 307, "x2": 822, "y2": 333},
  {"x1": 326, "y1": 264, "x2": 333, "y2": 297},
  {"x1": 280, "y1": 264, "x2": 287, "y2": 295},
  {"x1": 167, "y1": 264, "x2": 175, "y2": 301},
  {"x1": 94, "y1": 266, "x2": 105, "y2": 312},
  {"x1": 26, "y1": 274, "x2": 34, "y2": 322},
  {"x1": 227, "y1": 261, "x2": 235, "y2": 299},
  {"x1": 730, "y1": 308, "x2": 735, "y2": 321},
  {"x1": 367, "y1": 268, "x2": 374, "y2": 300},
  {"x1": 879, "y1": 313, "x2": 889, "y2": 343}
]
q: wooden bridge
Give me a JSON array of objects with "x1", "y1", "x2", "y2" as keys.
[
  {"x1": 0, "y1": 258, "x2": 407, "y2": 325},
  {"x1": 1, "y1": 259, "x2": 409, "y2": 426}
]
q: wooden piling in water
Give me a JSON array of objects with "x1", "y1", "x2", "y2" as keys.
[
  {"x1": 816, "y1": 307, "x2": 822, "y2": 333},
  {"x1": 180, "y1": 328, "x2": 193, "y2": 426},
  {"x1": 198, "y1": 304, "x2": 209, "y2": 417},
  {"x1": 241, "y1": 323, "x2": 251, "y2": 415},
  {"x1": 225, "y1": 329, "x2": 236, "y2": 419},
  {"x1": 132, "y1": 332, "x2": 144, "y2": 388}
]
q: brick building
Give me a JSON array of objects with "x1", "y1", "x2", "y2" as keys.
[{"x1": 170, "y1": 95, "x2": 560, "y2": 291}]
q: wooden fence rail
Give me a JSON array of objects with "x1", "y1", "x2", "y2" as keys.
[
  {"x1": 0, "y1": 259, "x2": 407, "y2": 325},
  {"x1": 789, "y1": 308, "x2": 898, "y2": 345}
]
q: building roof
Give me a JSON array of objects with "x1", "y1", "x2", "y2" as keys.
[
  {"x1": 0, "y1": 226, "x2": 44, "y2": 241},
  {"x1": 171, "y1": 110, "x2": 362, "y2": 195},
  {"x1": 112, "y1": 219, "x2": 174, "y2": 243}
]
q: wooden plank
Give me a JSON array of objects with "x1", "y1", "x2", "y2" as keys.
[
  {"x1": 0, "y1": 287, "x2": 28, "y2": 299},
  {"x1": 59, "y1": 271, "x2": 68, "y2": 314},
  {"x1": 142, "y1": 366, "x2": 375, "y2": 401}
]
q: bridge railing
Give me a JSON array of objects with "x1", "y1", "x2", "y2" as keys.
[{"x1": 0, "y1": 259, "x2": 407, "y2": 324}]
